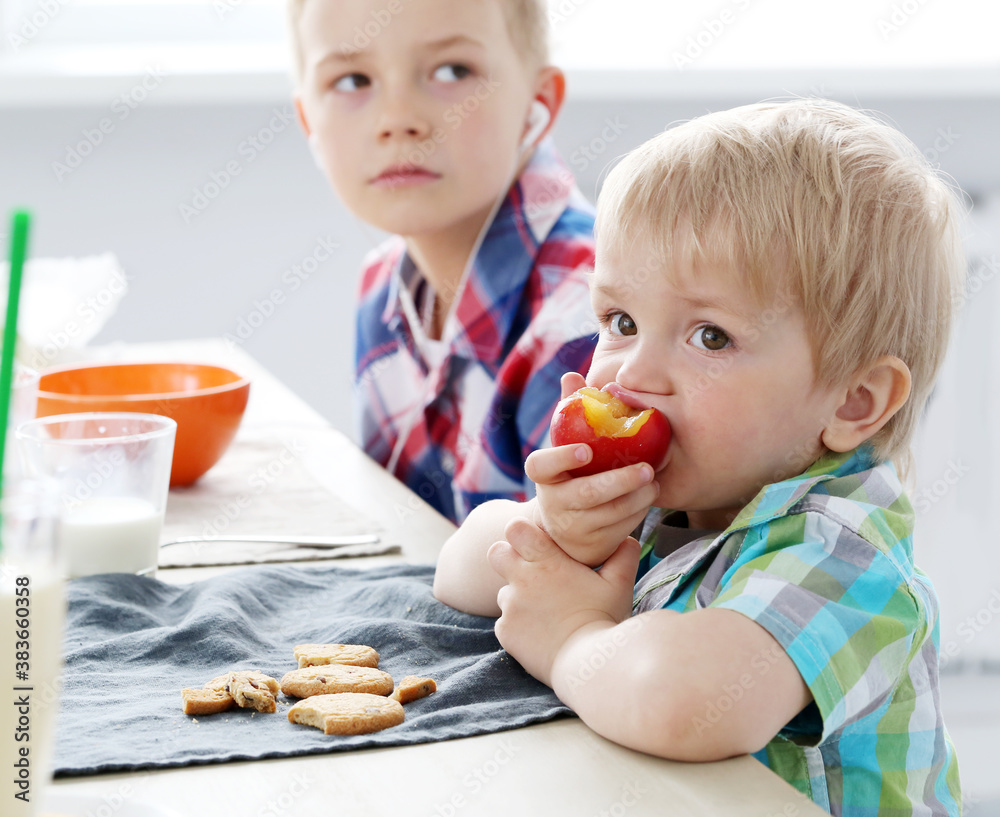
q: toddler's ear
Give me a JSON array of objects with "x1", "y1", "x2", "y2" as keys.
[{"x1": 821, "y1": 356, "x2": 911, "y2": 453}]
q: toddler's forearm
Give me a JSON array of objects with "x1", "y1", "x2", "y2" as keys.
[
  {"x1": 432, "y1": 499, "x2": 526, "y2": 616},
  {"x1": 549, "y1": 608, "x2": 810, "y2": 762}
]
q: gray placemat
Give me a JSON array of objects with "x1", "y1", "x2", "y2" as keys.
[{"x1": 53, "y1": 564, "x2": 572, "y2": 776}]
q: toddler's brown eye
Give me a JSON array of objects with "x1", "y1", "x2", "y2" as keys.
[
  {"x1": 693, "y1": 326, "x2": 730, "y2": 351},
  {"x1": 610, "y1": 313, "x2": 637, "y2": 336}
]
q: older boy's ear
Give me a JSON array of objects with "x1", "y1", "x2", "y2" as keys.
[
  {"x1": 821, "y1": 356, "x2": 911, "y2": 453},
  {"x1": 294, "y1": 96, "x2": 311, "y2": 137},
  {"x1": 532, "y1": 66, "x2": 566, "y2": 131}
]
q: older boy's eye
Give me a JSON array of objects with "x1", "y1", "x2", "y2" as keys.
[
  {"x1": 608, "y1": 313, "x2": 637, "y2": 337},
  {"x1": 689, "y1": 325, "x2": 731, "y2": 351},
  {"x1": 432, "y1": 63, "x2": 472, "y2": 83},
  {"x1": 333, "y1": 73, "x2": 371, "y2": 92}
]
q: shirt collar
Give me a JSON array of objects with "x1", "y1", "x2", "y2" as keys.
[
  {"x1": 724, "y1": 445, "x2": 889, "y2": 534},
  {"x1": 382, "y1": 138, "x2": 587, "y2": 366}
]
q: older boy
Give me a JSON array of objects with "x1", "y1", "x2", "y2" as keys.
[
  {"x1": 434, "y1": 100, "x2": 965, "y2": 816},
  {"x1": 288, "y1": 0, "x2": 597, "y2": 523}
]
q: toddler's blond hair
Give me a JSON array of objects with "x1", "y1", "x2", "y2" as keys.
[
  {"x1": 286, "y1": 0, "x2": 549, "y2": 86},
  {"x1": 596, "y1": 99, "x2": 967, "y2": 466}
]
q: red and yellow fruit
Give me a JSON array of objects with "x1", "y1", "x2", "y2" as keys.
[{"x1": 550, "y1": 386, "x2": 671, "y2": 477}]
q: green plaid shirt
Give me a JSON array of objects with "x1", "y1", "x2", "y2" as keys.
[{"x1": 634, "y1": 446, "x2": 961, "y2": 816}]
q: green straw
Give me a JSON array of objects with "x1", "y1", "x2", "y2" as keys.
[{"x1": 0, "y1": 209, "x2": 31, "y2": 555}]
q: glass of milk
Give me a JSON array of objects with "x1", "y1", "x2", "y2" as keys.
[
  {"x1": 15, "y1": 413, "x2": 176, "y2": 579},
  {"x1": 1, "y1": 478, "x2": 65, "y2": 817}
]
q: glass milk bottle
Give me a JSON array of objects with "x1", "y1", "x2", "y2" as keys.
[{"x1": 1, "y1": 480, "x2": 65, "y2": 817}]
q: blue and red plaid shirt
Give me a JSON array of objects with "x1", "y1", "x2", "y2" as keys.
[{"x1": 354, "y1": 139, "x2": 598, "y2": 523}]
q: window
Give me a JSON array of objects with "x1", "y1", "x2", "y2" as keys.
[{"x1": 3, "y1": 0, "x2": 998, "y2": 71}]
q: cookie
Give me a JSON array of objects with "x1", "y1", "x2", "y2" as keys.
[
  {"x1": 227, "y1": 675, "x2": 278, "y2": 713},
  {"x1": 280, "y1": 665, "x2": 394, "y2": 699},
  {"x1": 390, "y1": 675, "x2": 437, "y2": 704},
  {"x1": 204, "y1": 670, "x2": 280, "y2": 695},
  {"x1": 287, "y1": 693, "x2": 405, "y2": 735},
  {"x1": 204, "y1": 670, "x2": 279, "y2": 713},
  {"x1": 293, "y1": 643, "x2": 380, "y2": 669},
  {"x1": 181, "y1": 687, "x2": 235, "y2": 716}
]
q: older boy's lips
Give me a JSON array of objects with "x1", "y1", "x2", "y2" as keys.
[{"x1": 370, "y1": 165, "x2": 441, "y2": 189}]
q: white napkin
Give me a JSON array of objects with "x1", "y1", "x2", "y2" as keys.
[{"x1": 160, "y1": 429, "x2": 394, "y2": 568}]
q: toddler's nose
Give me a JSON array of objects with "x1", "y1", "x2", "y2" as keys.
[{"x1": 615, "y1": 346, "x2": 674, "y2": 399}]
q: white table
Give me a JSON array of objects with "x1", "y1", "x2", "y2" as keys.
[{"x1": 47, "y1": 340, "x2": 826, "y2": 817}]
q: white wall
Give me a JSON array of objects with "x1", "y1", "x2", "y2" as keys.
[
  {"x1": 3, "y1": 79, "x2": 998, "y2": 431},
  {"x1": 2, "y1": 74, "x2": 999, "y2": 661}
]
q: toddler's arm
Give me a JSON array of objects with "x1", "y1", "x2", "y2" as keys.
[
  {"x1": 433, "y1": 499, "x2": 525, "y2": 616},
  {"x1": 551, "y1": 608, "x2": 811, "y2": 760},
  {"x1": 490, "y1": 518, "x2": 813, "y2": 761}
]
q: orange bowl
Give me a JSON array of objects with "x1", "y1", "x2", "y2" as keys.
[{"x1": 35, "y1": 362, "x2": 250, "y2": 487}]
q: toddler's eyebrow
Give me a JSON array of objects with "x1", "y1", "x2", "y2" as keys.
[
  {"x1": 674, "y1": 293, "x2": 763, "y2": 322},
  {"x1": 591, "y1": 279, "x2": 763, "y2": 322}
]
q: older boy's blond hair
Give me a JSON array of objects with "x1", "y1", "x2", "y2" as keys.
[
  {"x1": 596, "y1": 99, "x2": 967, "y2": 466},
  {"x1": 286, "y1": 0, "x2": 549, "y2": 86}
]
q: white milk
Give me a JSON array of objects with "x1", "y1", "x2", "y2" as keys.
[
  {"x1": 59, "y1": 496, "x2": 163, "y2": 578},
  {"x1": 0, "y1": 567, "x2": 66, "y2": 816}
]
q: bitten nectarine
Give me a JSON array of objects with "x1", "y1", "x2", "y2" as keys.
[{"x1": 550, "y1": 386, "x2": 671, "y2": 477}]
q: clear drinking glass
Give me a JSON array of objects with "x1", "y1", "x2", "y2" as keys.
[
  {"x1": 16, "y1": 413, "x2": 176, "y2": 578},
  {"x1": 2, "y1": 364, "x2": 40, "y2": 481}
]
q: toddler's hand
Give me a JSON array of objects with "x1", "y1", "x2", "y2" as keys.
[
  {"x1": 488, "y1": 517, "x2": 639, "y2": 687},
  {"x1": 529, "y1": 375, "x2": 659, "y2": 567}
]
